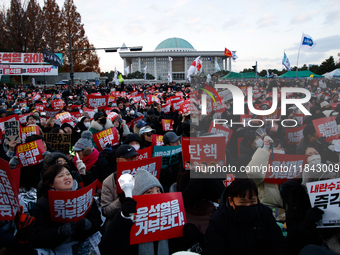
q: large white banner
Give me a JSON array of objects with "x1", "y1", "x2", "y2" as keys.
[{"x1": 0, "y1": 65, "x2": 58, "y2": 76}]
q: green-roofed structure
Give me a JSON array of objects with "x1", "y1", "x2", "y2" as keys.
[
  {"x1": 278, "y1": 70, "x2": 323, "y2": 78},
  {"x1": 219, "y1": 71, "x2": 261, "y2": 80},
  {"x1": 119, "y1": 37, "x2": 235, "y2": 82}
]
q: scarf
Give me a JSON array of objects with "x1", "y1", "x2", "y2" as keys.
[
  {"x1": 73, "y1": 148, "x2": 99, "y2": 171},
  {"x1": 138, "y1": 240, "x2": 169, "y2": 255}
]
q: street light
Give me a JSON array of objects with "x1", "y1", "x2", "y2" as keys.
[{"x1": 68, "y1": 33, "x2": 143, "y2": 86}]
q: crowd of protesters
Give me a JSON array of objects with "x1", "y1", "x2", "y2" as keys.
[{"x1": 0, "y1": 76, "x2": 340, "y2": 255}]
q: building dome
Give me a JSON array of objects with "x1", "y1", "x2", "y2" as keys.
[{"x1": 155, "y1": 37, "x2": 196, "y2": 52}]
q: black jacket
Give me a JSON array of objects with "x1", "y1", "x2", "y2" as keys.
[{"x1": 203, "y1": 189, "x2": 287, "y2": 255}]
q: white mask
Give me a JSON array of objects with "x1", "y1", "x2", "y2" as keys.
[
  {"x1": 131, "y1": 144, "x2": 140, "y2": 151},
  {"x1": 130, "y1": 110, "x2": 135, "y2": 115},
  {"x1": 307, "y1": 154, "x2": 321, "y2": 164},
  {"x1": 255, "y1": 139, "x2": 263, "y2": 148},
  {"x1": 84, "y1": 122, "x2": 90, "y2": 128}
]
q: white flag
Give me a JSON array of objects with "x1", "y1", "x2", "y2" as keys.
[
  {"x1": 187, "y1": 56, "x2": 201, "y2": 82},
  {"x1": 114, "y1": 67, "x2": 119, "y2": 85},
  {"x1": 215, "y1": 61, "x2": 221, "y2": 71},
  {"x1": 300, "y1": 34, "x2": 316, "y2": 49},
  {"x1": 231, "y1": 52, "x2": 238, "y2": 62},
  {"x1": 125, "y1": 66, "x2": 130, "y2": 75},
  {"x1": 143, "y1": 65, "x2": 147, "y2": 80},
  {"x1": 168, "y1": 72, "x2": 172, "y2": 83}
]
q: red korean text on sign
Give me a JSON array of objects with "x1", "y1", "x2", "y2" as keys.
[
  {"x1": 16, "y1": 140, "x2": 45, "y2": 168},
  {"x1": 93, "y1": 128, "x2": 119, "y2": 151},
  {"x1": 313, "y1": 116, "x2": 340, "y2": 142}
]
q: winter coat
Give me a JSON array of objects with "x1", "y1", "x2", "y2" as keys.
[
  {"x1": 32, "y1": 186, "x2": 102, "y2": 249},
  {"x1": 246, "y1": 148, "x2": 283, "y2": 208},
  {"x1": 203, "y1": 189, "x2": 287, "y2": 255},
  {"x1": 101, "y1": 173, "x2": 120, "y2": 219}
]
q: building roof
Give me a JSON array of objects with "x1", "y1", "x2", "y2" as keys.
[{"x1": 155, "y1": 37, "x2": 195, "y2": 51}]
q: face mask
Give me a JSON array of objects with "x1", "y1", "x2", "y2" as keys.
[
  {"x1": 130, "y1": 110, "x2": 135, "y2": 115},
  {"x1": 131, "y1": 144, "x2": 140, "y2": 151},
  {"x1": 99, "y1": 118, "x2": 107, "y2": 125},
  {"x1": 84, "y1": 122, "x2": 90, "y2": 128},
  {"x1": 234, "y1": 204, "x2": 259, "y2": 223},
  {"x1": 255, "y1": 139, "x2": 263, "y2": 148},
  {"x1": 307, "y1": 154, "x2": 321, "y2": 164}
]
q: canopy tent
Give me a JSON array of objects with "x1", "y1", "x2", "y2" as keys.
[
  {"x1": 278, "y1": 70, "x2": 323, "y2": 78},
  {"x1": 323, "y1": 69, "x2": 340, "y2": 79},
  {"x1": 55, "y1": 81, "x2": 66, "y2": 85},
  {"x1": 219, "y1": 71, "x2": 261, "y2": 80}
]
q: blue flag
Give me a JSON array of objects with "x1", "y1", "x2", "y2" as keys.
[
  {"x1": 301, "y1": 34, "x2": 316, "y2": 49},
  {"x1": 282, "y1": 53, "x2": 291, "y2": 71}
]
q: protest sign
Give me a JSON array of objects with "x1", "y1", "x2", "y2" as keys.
[
  {"x1": 44, "y1": 133, "x2": 71, "y2": 155},
  {"x1": 223, "y1": 174, "x2": 236, "y2": 187},
  {"x1": 0, "y1": 114, "x2": 18, "y2": 133},
  {"x1": 51, "y1": 99, "x2": 65, "y2": 109},
  {"x1": 4, "y1": 121, "x2": 21, "y2": 145},
  {"x1": 48, "y1": 180, "x2": 97, "y2": 223},
  {"x1": 93, "y1": 128, "x2": 119, "y2": 151},
  {"x1": 87, "y1": 95, "x2": 109, "y2": 109},
  {"x1": 20, "y1": 125, "x2": 41, "y2": 143},
  {"x1": 130, "y1": 192, "x2": 186, "y2": 245},
  {"x1": 313, "y1": 116, "x2": 340, "y2": 142},
  {"x1": 161, "y1": 103, "x2": 171, "y2": 114},
  {"x1": 208, "y1": 123, "x2": 233, "y2": 146},
  {"x1": 107, "y1": 112, "x2": 118, "y2": 122},
  {"x1": 162, "y1": 119, "x2": 174, "y2": 131},
  {"x1": 35, "y1": 104, "x2": 44, "y2": 112},
  {"x1": 116, "y1": 156, "x2": 162, "y2": 194},
  {"x1": 171, "y1": 99, "x2": 185, "y2": 111},
  {"x1": 178, "y1": 100, "x2": 190, "y2": 114},
  {"x1": 126, "y1": 116, "x2": 143, "y2": 129},
  {"x1": 16, "y1": 140, "x2": 45, "y2": 168},
  {"x1": 0, "y1": 158, "x2": 20, "y2": 220},
  {"x1": 264, "y1": 153, "x2": 308, "y2": 184},
  {"x1": 285, "y1": 125, "x2": 306, "y2": 145},
  {"x1": 44, "y1": 108, "x2": 60, "y2": 119},
  {"x1": 83, "y1": 108, "x2": 95, "y2": 119},
  {"x1": 293, "y1": 113, "x2": 305, "y2": 126},
  {"x1": 56, "y1": 112, "x2": 72, "y2": 123},
  {"x1": 137, "y1": 147, "x2": 152, "y2": 161},
  {"x1": 182, "y1": 137, "x2": 226, "y2": 169},
  {"x1": 152, "y1": 134, "x2": 164, "y2": 150},
  {"x1": 153, "y1": 145, "x2": 182, "y2": 169},
  {"x1": 18, "y1": 112, "x2": 32, "y2": 125},
  {"x1": 307, "y1": 178, "x2": 340, "y2": 228}
]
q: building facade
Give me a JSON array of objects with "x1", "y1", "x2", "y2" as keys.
[{"x1": 119, "y1": 37, "x2": 233, "y2": 81}]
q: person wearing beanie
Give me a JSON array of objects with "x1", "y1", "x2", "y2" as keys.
[
  {"x1": 61, "y1": 122, "x2": 80, "y2": 147},
  {"x1": 88, "y1": 111, "x2": 114, "y2": 148},
  {"x1": 33, "y1": 164, "x2": 102, "y2": 251},
  {"x1": 123, "y1": 133, "x2": 143, "y2": 151},
  {"x1": 72, "y1": 131, "x2": 111, "y2": 183},
  {"x1": 100, "y1": 145, "x2": 140, "y2": 231},
  {"x1": 0, "y1": 107, "x2": 6, "y2": 118}
]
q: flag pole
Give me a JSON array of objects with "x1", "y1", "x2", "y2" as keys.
[{"x1": 296, "y1": 32, "x2": 303, "y2": 79}]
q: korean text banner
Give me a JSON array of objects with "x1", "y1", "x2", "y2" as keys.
[
  {"x1": 51, "y1": 99, "x2": 65, "y2": 109},
  {"x1": 44, "y1": 133, "x2": 71, "y2": 155},
  {"x1": 48, "y1": 180, "x2": 97, "y2": 223},
  {"x1": 4, "y1": 121, "x2": 21, "y2": 145},
  {"x1": 307, "y1": 178, "x2": 340, "y2": 228},
  {"x1": 162, "y1": 119, "x2": 174, "y2": 132},
  {"x1": 93, "y1": 128, "x2": 119, "y2": 151},
  {"x1": 153, "y1": 145, "x2": 182, "y2": 169},
  {"x1": 130, "y1": 192, "x2": 186, "y2": 245},
  {"x1": 44, "y1": 108, "x2": 60, "y2": 119},
  {"x1": 152, "y1": 134, "x2": 164, "y2": 150},
  {"x1": 208, "y1": 123, "x2": 233, "y2": 146},
  {"x1": 16, "y1": 140, "x2": 45, "y2": 168},
  {"x1": 285, "y1": 125, "x2": 306, "y2": 145},
  {"x1": 87, "y1": 95, "x2": 109, "y2": 109},
  {"x1": 0, "y1": 52, "x2": 44, "y2": 64},
  {"x1": 20, "y1": 125, "x2": 41, "y2": 143},
  {"x1": 313, "y1": 116, "x2": 340, "y2": 142},
  {"x1": 0, "y1": 114, "x2": 19, "y2": 133},
  {"x1": 0, "y1": 158, "x2": 20, "y2": 220},
  {"x1": 182, "y1": 137, "x2": 226, "y2": 169},
  {"x1": 137, "y1": 147, "x2": 152, "y2": 161},
  {"x1": 116, "y1": 156, "x2": 162, "y2": 194},
  {"x1": 0, "y1": 65, "x2": 58, "y2": 76},
  {"x1": 264, "y1": 153, "x2": 308, "y2": 184}
]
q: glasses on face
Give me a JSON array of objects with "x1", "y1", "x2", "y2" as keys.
[{"x1": 146, "y1": 133, "x2": 153, "y2": 137}]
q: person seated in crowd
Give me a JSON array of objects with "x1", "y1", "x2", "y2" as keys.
[
  {"x1": 139, "y1": 126, "x2": 155, "y2": 148},
  {"x1": 203, "y1": 178, "x2": 287, "y2": 255},
  {"x1": 33, "y1": 164, "x2": 102, "y2": 251}
]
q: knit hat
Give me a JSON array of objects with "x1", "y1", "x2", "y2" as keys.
[
  {"x1": 73, "y1": 131, "x2": 93, "y2": 151},
  {"x1": 132, "y1": 169, "x2": 164, "y2": 196},
  {"x1": 123, "y1": 133, "x2": 142, "y2": 145}
]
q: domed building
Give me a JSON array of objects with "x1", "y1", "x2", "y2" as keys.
[{"x1": 119, "y1": 37, "x2": 233, "y2": 82}]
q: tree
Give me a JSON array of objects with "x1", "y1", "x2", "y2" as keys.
[
  {"x1": 59, "y1": 0, "x2": 100, "y2": 73},
  {"x1": 42, "y1": 0, "x2": 62, "y2": 52},
  {"x1": 26, "y1": 0, "x2": 44, "y2": 52},
  {"x1": 318, "y1": 56, "x2": 336, "y2": 75},
  {"x1": 125, "y1": 71, "x2": 154, "y2": 80}
]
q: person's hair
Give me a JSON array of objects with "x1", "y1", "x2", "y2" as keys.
[
  {"x1": 46, "y1": 117, "x2": 56, "y2": 128},
  {"x1": 25, "y1": 134, "x2": 44, "y2": 143},
  {"x1": 42, "y1": 164, "x2": 71, "y2": 195},
  {"x1": 303, "y1": 124, "x2": 316, "y2": 141},
  {"x1": 243, "y1": 129, "x2": 256, "y2": 144},
  {"x1": 227, "y1": 179, "x2": 258, "y2": 199},
  {"x1": 26, "y1": 115, "x2": 37, "y2": 122},
  {"x1": 50, "y1": 126, "x2": 62, "y2": 133}
]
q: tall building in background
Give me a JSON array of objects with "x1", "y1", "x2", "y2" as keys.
[{"x1": 119, "y1": 37, "x2": 233, "y2": 81}]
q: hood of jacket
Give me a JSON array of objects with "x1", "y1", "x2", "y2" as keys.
[{"x1": 90, "y1": 119, "x2": 114, "y2": 131}]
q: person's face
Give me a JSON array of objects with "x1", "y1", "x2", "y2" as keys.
[
  {"x1": 97, "y1": 116, "x2": 106, "y2": 126},
  {"x1": 309, "y1": 132, "x2": 318, "y2": 144},
  {"x1": 129, "y1": 141, "x2": 140, "y2": 147},
  {"x1": 27, "y1": 116, "x2": 36, "y2": 125},
  {"x1": 169, "y1": 139, "x2": 181, "y2": 146},
  {"x1": 113, "y1": 119, "x2": 120, "y2": 127},
  {"x1": 116, "y1": 155, "x2": 139, "y2": 162},
  {"x1": 63, "y1": 126, "x2": 72, "y2": 134},
  {"x1": 118, "y1": 103, "x2": 123, "y2": 109},
  {"x1": 156, "y1": 105, "x2": 161, "y2": 112},
  {"x1": 305, "y1": 147, "x2": 319, "y2": 157},
  {"x1": 57, "y1": 157, "x2": 68, "y2": 165},
  {"x1": 84, "y1": 117, "x2": 90, "y2": 123},
  {"x1": 50, "y1": 168, "x2": 73, "y2": 191},
  {"x1": 143, "y1": 186, "x2": 161, "y2": 195},
  {"x1": 228, "y1": 191, "x2": 258, "y2": 210},
  {"x1": 50, "y1": 119, "x2": 56, "y2": 127},
  {"x1": 334, "y1": 96, "x2": 339, "y2": 102},
  {"x1": 251, "y1": 137, "x2": 262, "y2": 150},
  {"x1": 144, "y1": 132, "x2": 153, "y2": 142},
  {"x1": 0, "y1": 112, "x2": 6, "y2": 118},
  {"x1": 59, "y1": 128, "x2": 65, "y2": 134}
]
